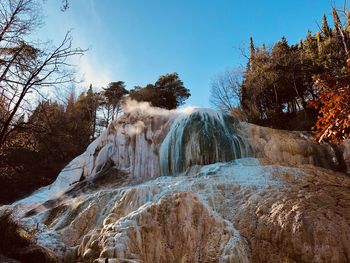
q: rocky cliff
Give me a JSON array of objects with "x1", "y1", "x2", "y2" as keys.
[{"x1": 5, "y1": 101, "x2": 350, "y2": 263}]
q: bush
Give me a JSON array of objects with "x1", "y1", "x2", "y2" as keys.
[
  {"x1": 309, "y1": 75, "x2": 350, "y2": 143},
  {"x1": 0, "y1": 209, "x2": 58, "y2": 263},
  {"x1": 0, "y1": 210, "x2": 32, "y2": 256}
]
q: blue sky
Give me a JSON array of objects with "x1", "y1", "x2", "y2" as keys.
[{"x1": 37, "y1": 0, "x2": 344, "y2": 108}]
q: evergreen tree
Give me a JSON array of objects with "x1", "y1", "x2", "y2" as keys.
[
  {"x1": 249, "y1": 37, "x2": 255, "y2": 71},
  {"x1": 299, "y1": 40, "x2": 304, "y2": 49},
  {"x1": 74, "y1": 90, "x2": 100, "y2": 142},
  {"x1": 80, "y1": 85, "x2": 101, "y2": 138},
  {"x1": 129, "y1": 73, "x2": 190, "y2": 110},
  {"x1": 154, "y1": 73, "x2": 190, "y2": 109},
  {"x1": 66, "y1": 92, "x2": 75, "y2": 113},
  {"x1": 102, "y1": 81, "x2": 128, "y2": 126},
  {"x1": 321, "y1": 14, "x2": 331, "y2": 37},
  {"x1": 249, "y1": 37, "x2": 255, "y2": 56},
  {"x1": 346, "y1": 11, "x2": 350, "y2": 33},
  {"x1": 129, "y1": 84, "x2": 162, "y2": 107},
  {"x1": 240, "y1": 5, "x2": 350, "y2": 131},
  {"x1": 332, "y1": 8, "x2": 343, "y2": 33},
  {"x1": 316, "y1": 32, "x2": 322, "y2": 55},
  {"x1": 332, "y1": 8, "x2": 349, "y2": 54}
]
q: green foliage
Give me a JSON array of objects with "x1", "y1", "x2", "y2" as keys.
[
  {"x1": 75, "y1": 86, "x2": 101, "y2": 138},
  {"x1": 103, "y1": 82, "x2": 128, "y2": 105},
  {"x1": 101, "y1": 81, "x2": 128, "y2": 126},
  {"x1": 129, "y1": 84, "x2": 161, "y2": 106},
  {"x1": 0, "y1": 71, "x2": 191, "y2": 203},
  {"x1": 322, "y1": 14, "x2": 331, "y2": 37},
  {"x1": 241, "y1": 8, "x2": 350, "y2": 130},
  {"x1": 129, "y1": 73, "x2": 190, "y2": 110},
  {"x1": 0, "y1": 90, "x2": 98, "y2": 203}
]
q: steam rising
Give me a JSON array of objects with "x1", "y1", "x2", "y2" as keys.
[
  {"x1": 122, "y1": 99, "x2": 196, "y2": 116},
  {"x1": 120, "y1": 99, "x2": 197, "y2": 136}
]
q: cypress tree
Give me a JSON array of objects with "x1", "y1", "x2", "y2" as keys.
[
  {"x1": 249, "y1": 37, "x2": 255, "y2": 57},
  {"x1": 249, "y1": 37, "x2": 255, "y2": 71},
  {"x1": 321, "y1": 14, "x2": 331, "y2": 37},
  {"x1": 332, "y1": 8, "x2": 349, "y2": 54},
  {"x1": 299, "y1": 40, "x2": 304, "y2": 49},
  {"x1": 281, "y1": 36, "x2": 288, "y2": 46},
  {"x1": 332, "y1": 8, "x2": 343, "y2": 34},
  {"x1": 66, "y1": 92, "x2": 75, "y2": 113}
]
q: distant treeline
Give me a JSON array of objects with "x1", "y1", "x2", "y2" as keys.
[{"x1": 212, "y1": 6, "x2": 350, "y2": 135}]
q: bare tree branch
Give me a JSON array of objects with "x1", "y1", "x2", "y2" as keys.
[
  {"x1": 0, "y1": 0, "x2": 85, "y2": 148},
  {"x1": 209, "y1": 68, "x2": 243, "y2": 112}
]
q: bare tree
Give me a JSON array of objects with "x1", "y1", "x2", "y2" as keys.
[
  {"x1": 0, "y1": 0, "x2": 85, "y2": 148},
  {"x1": 209, "y1": 68, "x2": 242, "y2": 112}
]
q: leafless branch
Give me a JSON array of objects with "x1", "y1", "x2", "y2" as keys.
[
  {"x1": 0, "y1": 0, "x2": 86, "y2": 148},
  {"x1": 209, "y1": 68, "x2": 243, "y2": 112}
]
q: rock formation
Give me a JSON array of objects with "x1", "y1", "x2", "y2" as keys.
[{"x1": 5, "y1": 101, "x2": 350, "y2": 263}]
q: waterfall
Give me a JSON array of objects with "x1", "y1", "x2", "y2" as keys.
[
  {"x1": 16, "y1": 107, "x2": 250, "y2": 207},
  {"x1": 159, "y1": 109, "x2": 250, "y2": 176}
]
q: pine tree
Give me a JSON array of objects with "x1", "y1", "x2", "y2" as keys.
[
  {"x1": 316, "y1": 32, "x2": 322, "y2": 55},
  {"x1": 321, "y1": 14, "x2": 331, "y2": 37},
  {"x1": 249, "y1": 37, "x2": 255, "y2": 57},
  {"x1": 102, "y1": 81, "x2": 128, "y2": 124},
  {"x1": 332, "y1": 8, "x2": 349, "y2": 54},
  {"x1": 303, "y1": 30, "x2": 318, "y2": 61},
  {"x1": 346, "y1": 11, "x2": 350, "y2": 33},
  {"x1": 66, "y1": 92, "x2": 75, "y2": 113},
  {"x1": 332, "y1": 8, "x2": 343, "y2": 33},
  {"x1": 129, "y1": 73, "x2": 190, "y2": 110},
  {"x1": 85, "y1": 85, "x2": 100, "y2": 139},
  {"x1": 249, "y1": 37, "x2": 255, "y2": 71},
  {"x1": 281, "y1": 36, "x2": 288, "y2": 46},
  {"x1": 299, "y1": 40, "x2": 304, "y2": 49},
  {"x1": 154, "y1": 73, "x2": 190, "y2": 109}
]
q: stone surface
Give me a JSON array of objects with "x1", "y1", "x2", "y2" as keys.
[
  {"x1": 341, "y1": 139, "x2": 350, "y2": 173},
  {"x1": 12, "y1": 245, "x2": 58, "y2": 263},
  {"x1": 234, "y1": 165, "x2": 350, "y2": 263},
  {"x1": 243, "y1": 123, "x2": 342, "y2": 170},
  {"x1": 85, "y1": 192, "x2": 249, "y2": 263},
  {"x1": 10, "y1": 105, "x2": 350, "y2": 263},
  {"x1": 16, "y1": 160, "x2": 350, "y2": 263}
]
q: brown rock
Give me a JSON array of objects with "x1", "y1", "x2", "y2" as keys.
[
  {"x1": 233, "y1": 166, "x2": 350, "y2": 263},
  {"x1": 82, "y1": 192, "x2": 250, "y2": 262},
  {"x1": 243, "y1": 123, "x2": 341, "y2": 170},
  {"x1": 12, "y1": 245, "x2": 58, "y2": 263}
]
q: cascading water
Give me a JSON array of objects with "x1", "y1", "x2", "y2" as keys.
[
  {"x1": 15, "y1": 106, "x2": 251, "y2": 208},
  {"x1": 159, "y1": 109, "x2": 250, "y2": 176},
  {"x1": 11, "y1": 102, "x2": 350, "y2": 263}
]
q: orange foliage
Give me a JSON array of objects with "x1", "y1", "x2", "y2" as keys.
[{"x1": 309, "y1": 75, "x2": 350, "y2": 143}]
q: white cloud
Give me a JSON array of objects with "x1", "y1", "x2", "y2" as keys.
[{"x1": 76, "y1": 55, "x2": 112, "y2": 88}]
